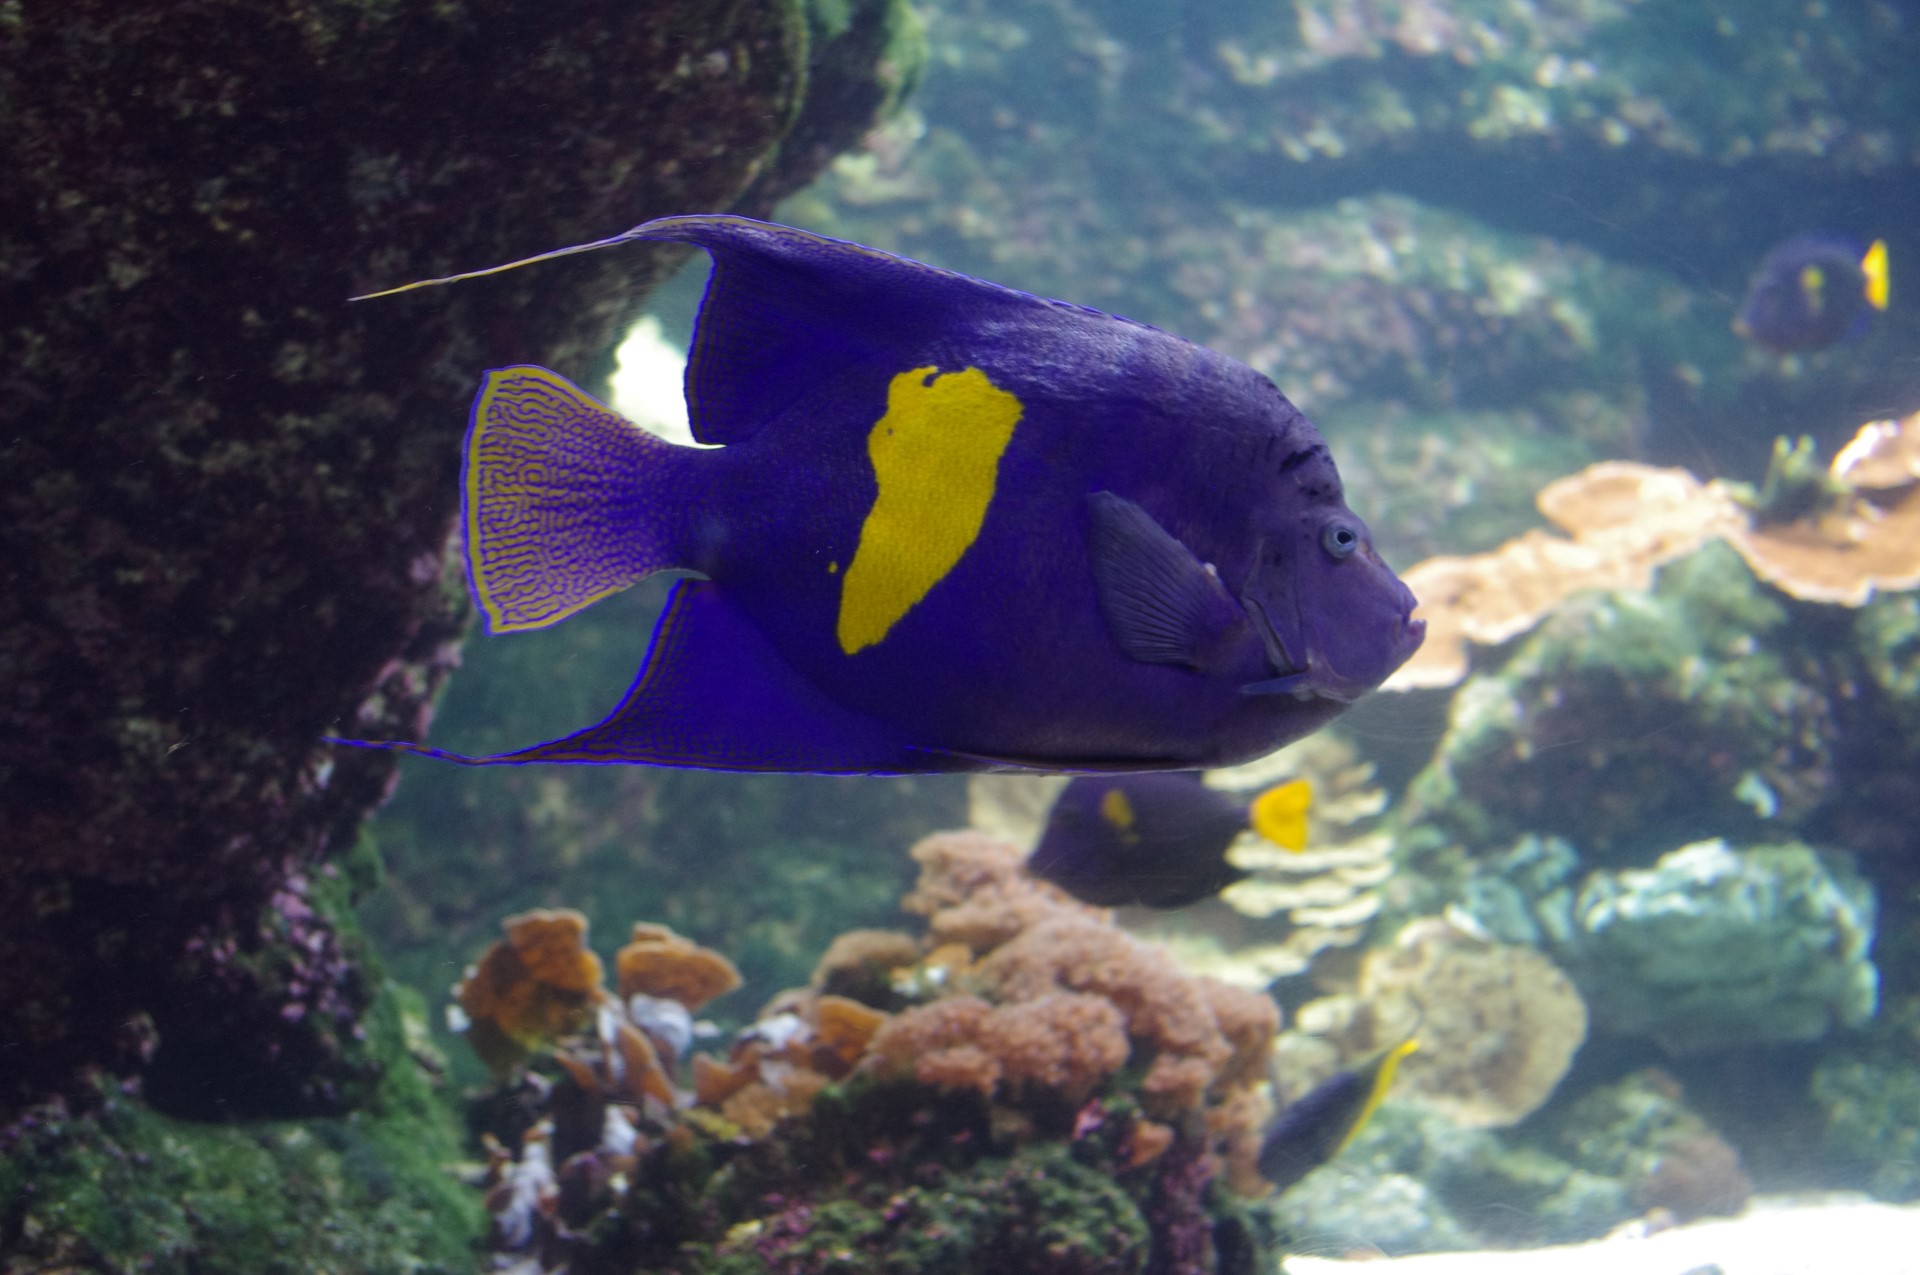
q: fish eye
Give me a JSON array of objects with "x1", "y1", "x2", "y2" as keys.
[{"x1": 1321, "y1": 522, "x2": 1361, "y2": 560}]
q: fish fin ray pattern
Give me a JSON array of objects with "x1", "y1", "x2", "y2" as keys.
[
  {"x1": 465, "y1": 366, "x2": 684, "y2": 634},
  {"x1": 1088, "y1": 491, "x2": 1240, "y2": 668}
]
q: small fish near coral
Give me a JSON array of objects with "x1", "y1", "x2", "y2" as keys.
[
  {"x1": 1259, "y1": 1040, "x2": 1418, "y2": 1194},
  {"x1": 334, "y1": 216, "x2": 1423, "y2": 774},
  {"x1": 1734, "y1": 232, "x2": 1890, "y2": 354},
  {"x1": 1027, "y1": 771, "x2": 1313, "y2": 908}
]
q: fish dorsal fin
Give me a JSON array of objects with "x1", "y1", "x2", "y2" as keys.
[
  {"x1": 1088, "y1": 491, "x2": 1244, "y2": 669},
  {"x1": 352, "y1": 214, "x2": 1043, "y2": 448},
  {"x1": 631, "y1": 216, "x2": 1032, "y2": 446}
]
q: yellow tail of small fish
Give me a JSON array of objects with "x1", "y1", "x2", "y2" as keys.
[
  {"x1": 1862, "y1": 239, "x2": 1890, "y2": 311},
  {"x1": 1339, "y1": 1039, "x2": 1420, "y2": 1153},
  {"x1": 1249, "y1": 778, "x2": 1313, "y2": 851}
]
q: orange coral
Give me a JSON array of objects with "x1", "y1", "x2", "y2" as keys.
[
  {"x1": 976, "y1": 993, "x2": 1130, "y2": 1102},
  {"x1": 1388, "y1": 463, "x2": 1741, "y2": 690},
  {"x1": 613, "y1": 1020, "x2": 678, "y2": 1107},
  {"x1": 615, "y1": 922, "x2": 742, "y2": 1010},
  {"x1": 454, "y1": 908, "x2": 607, "y2": 1071},
  {"x1": 811, "y1": 994, "x2": 889, "y2": 1075},
  {"x1": 901, "y1": 830, "x2": 1101, "y2": 953},
  {"x1": 1386, "y1": 414, "x2": 1920, "y2": 690},
  {"x1": 896, "y1": 832, "x2": 1283, "y2": 1125},
  {"x1": 809, "y1": 929, "x2": 923, "y2": 1002}
]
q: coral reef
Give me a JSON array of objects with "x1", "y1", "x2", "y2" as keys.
[
  {"x1": 1553, "y1": 1069, "x2": 1752, "y2": 1223},
  {"x1": 1403, "y1": 543, "x2": 1836, "y2": 862},
  {"x1": 1560, "y1": 840, "x2": 1878, "y2": 1051},
  {"x1": 0, "y1": 985, "x2": 482, "y2": 1273},
  {"x1": 1120, "y1": 735, "x2": 1396, "y2": 995},
  {"x1": 1279, "y1": 920, "x2": 1587, "y2": 1130},
  {"x1": 457, "y1": 829, "x2": 1290, "y2": 1273},
  {"x1": 1390, "y1": 411, "x2": 1920, "y2": 690},
  {"x1": 1455, "y1": 835, "x2": 1878, "y2": 1052}
]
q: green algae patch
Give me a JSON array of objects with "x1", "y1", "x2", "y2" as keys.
[{"x1": 0, "y1": 983, "x2": 483, "y2": 1274}]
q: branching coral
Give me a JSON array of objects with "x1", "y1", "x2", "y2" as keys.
[{"x1": 1386, "y1": 412, "x2": 1920, "y2": 689}]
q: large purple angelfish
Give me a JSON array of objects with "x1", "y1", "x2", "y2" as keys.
[{"x1": 332, "y1": 215, "x2": 1424, "y2": 774}]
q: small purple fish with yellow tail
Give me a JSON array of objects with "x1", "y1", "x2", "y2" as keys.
[
  {"x1": 1735, "y1": 232, "x2": 1890, "y2": 354},
  {"x1": 1028, "y1": 772, "x2": 1313, "y2": 908},
  {"x1": 333, "y1": 215, "x2": 1424, "y2": 774},
  {"x1": 1260, "y1": 1040, "x2": 1419, "y2": 1194}
]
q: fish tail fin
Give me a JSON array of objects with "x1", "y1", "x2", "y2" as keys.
[
  {"x1": 1862, "y1": 239, "x2": 1890, "y2": 311},
  {"x1": 465, "y1": 365, "x2": 690, "y2": 634},
  {"x1": 1339, "y1": 1039, "x2": 1419, "y2": 1153},
  {"x1": 1249, "y1": 778, "x2": 1313, "y2": 851}
]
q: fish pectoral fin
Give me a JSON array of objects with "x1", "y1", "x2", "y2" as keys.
[{"x1": 1087, "y1": 491, "x2": 1245, "y2": 669}]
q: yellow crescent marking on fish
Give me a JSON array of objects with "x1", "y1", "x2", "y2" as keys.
[
  {"x1": 1100, "y1": 787, "x2": 1135, "y2": 832},
  {"x1": 837, "y1": 366, "x2": 1022, "y2": 654}
]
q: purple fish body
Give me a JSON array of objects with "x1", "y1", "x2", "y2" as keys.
[
  {"x1": 1028, "y1": 772, "x2": 1252, "y2": 908},
  {"x1": 1735, "y1": 231, "x2": 1887, "y2": 354},
  {"x1": 338, "y1": 215, "x2": 1423, "y2": 774}
]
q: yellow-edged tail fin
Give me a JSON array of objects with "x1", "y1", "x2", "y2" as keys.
[
  {"x1": 1863, "y1": 239, "x2": 1890, "y2": 311},
  {"x1": 1339, "y1": 1039, "x2": 1419, "y2": 1153},
  {"x1": 464, "y1": 366, "x2": 683, "y2": 634},
  {"x1": 1249, "y1": 778, "x2": 1313, "y2": 851}
]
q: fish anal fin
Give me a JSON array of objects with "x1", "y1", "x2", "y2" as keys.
[
  {"x1": 444, "y1": 580, "x2": 953, "y2": 774},
  {"x1": 465, "y1": 366, "x2": 684, "y2": 634},
  {"x1": 1088, "y1": 491, "x2": 1246, "y2": 669}
]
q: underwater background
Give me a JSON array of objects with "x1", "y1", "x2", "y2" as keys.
[{"x1": 3, "y1": 0, "x2": 1918, "y2": 1271}]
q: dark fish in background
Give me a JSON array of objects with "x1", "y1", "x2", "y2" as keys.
[
  {"x1": 332, "y1": 216, "x2": 1423, "y2": 775},
  {"x1": 1026, "y1": 771, "x2": 1312, "y2": 908},
  {"x1": 1734, "y1": 232, "x2": 1889, "y2": 354},
  {"x1": 1259, "y1": 1040, "x2": 1419, "y2": 1194}
]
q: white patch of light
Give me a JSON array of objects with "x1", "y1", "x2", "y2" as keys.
[{"x1": 609, "y1": 315, "x2": 711, "y2": 448}]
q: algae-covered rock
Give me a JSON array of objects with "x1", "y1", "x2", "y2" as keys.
[
  {"x1": 1272, "y1": 1102, "x2": 1634, "y2": 1253},
  {"x1": 1456, "y1": 833, "x2": 1879, "y2": 1051},
  {"x1": 0, "y1": 0, "x2": 913, "y2": 1119},
  {"x1": 1405, "y1": 544, "x2": 1837, "y2": 861},
  {"x1": 1813, "y1": 1039, "x2": 1920, "y2": 1204},
  {"x1": 1551, "y1": 1069, "x2": 1753, "y2": 1221},
  {"x1": 0, "y1": 984, "x2": 483, "y2": 1273},
  {"x1": 1564, "y1": 839, "x2": 1877, "y2": 1050}
]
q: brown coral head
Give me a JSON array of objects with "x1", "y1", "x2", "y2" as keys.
[
  {"x1": 453, "y1": 909, "x2": 608, "y2": 1072},
  {"x1": 1636, "y1": 1130, "x2": 1752, "y2": 1221},
  {"x1": 505, "y1": 908, "x2": 606, "y2": 994},
  {"x1": 615, "y1": 922, "x2": 742, "y2": 1011},
  {"x1": 810, "y1": 994, "x2": 890, "y2": 1076}
]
